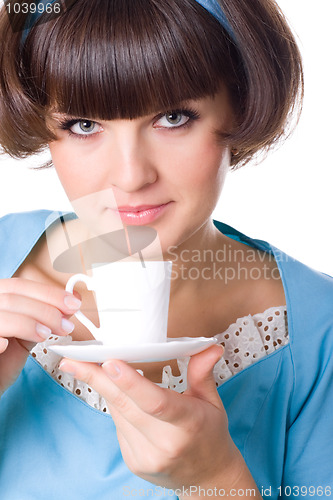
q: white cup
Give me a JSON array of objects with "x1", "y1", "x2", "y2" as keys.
[{"x1": 65, "y1": 260, "x2": 172, "y2": 346}]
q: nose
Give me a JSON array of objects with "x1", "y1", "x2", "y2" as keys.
[{"x1": 107, "y1": 124, "x2": 157, "y2": 193}]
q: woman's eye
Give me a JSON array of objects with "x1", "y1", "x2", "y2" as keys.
[
  {"x1": 70, "y1": 120, "x2": 101, "y2": 135},
  {"x1": 154, "y1": 112, "x2": 191, "y2": 129}
]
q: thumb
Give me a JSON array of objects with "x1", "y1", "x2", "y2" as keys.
[{"x1": 186, "y1": 344, "x2": 224, "y2": 409}]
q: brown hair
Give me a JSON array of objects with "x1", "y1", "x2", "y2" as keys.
[{"x1": 0, "y1": 0, "x2": 303, "y2": 169}]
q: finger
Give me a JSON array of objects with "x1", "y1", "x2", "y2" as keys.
[
  {"x1": 0, "y1": 278, "x2": 82, "y2": 316},
  {"x1": 0, "y1": 294, "x2": 76, "y2": 341},
  {"x1": 107, "y1": 403, "x2": 147, "y2": 450},
  {"x1": 60, "y1": 359, "x2": 153, "y2": 425},
  {"x1": 100, "y1": 384, "x2": 174, "y2": 467},
  {"x1": 102, "y1": 359, "x2": 193, "y2": 423},
  {"x1": 59, "y1": 358, "x2": 190, "y2": 425},
  {"x1": 110, "y1": 410, "x2": 164, "y2": 478},
  {"x1": 0, "y1": 311, "x2": 62, "y2": 343},
  {"x1": 186, "y1": 345, "x2": 224, "y2": 409}
]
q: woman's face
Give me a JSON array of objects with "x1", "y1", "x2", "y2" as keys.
[{"x1": 48, "y1": 88, "x2": 233, "y2": 254}]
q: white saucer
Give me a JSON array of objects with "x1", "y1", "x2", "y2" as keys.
[{"x1": 48, "y1": 337, "x2": 218, "y2": 363}]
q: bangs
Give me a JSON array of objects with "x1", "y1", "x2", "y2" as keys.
[
  {"x1": 2, "y1": 0, "x2": 301, "y2": 169},
  {"x1": 22, "y1": 0, "x2": 234, "y2": 120}
]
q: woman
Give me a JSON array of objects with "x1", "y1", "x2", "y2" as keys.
[{"x1": 0, "y1": 1, "x2": 332, "y2": 499}]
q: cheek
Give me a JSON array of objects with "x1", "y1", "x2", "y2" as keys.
[
  {"x1": 49, "y1": 142, "x2": 71, "y2": 182},
  {"x1": 49, "y1": 143, "x2": 97, "y2": 200},
  {"x1": 169, "y1": 137, "x2": 230, "y2": 197}
]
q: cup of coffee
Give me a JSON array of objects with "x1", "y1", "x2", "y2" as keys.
[{"x1": 65, "y1": 260, "x2": 172, "y2": 346}]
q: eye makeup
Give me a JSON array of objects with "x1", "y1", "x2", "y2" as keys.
[{"x1": 53, "y1": 107, "x2": 201, "y2": 140}]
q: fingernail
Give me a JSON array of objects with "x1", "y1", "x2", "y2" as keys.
[
  {"x1": 61, "y1": 318, "x2": 75, "y2": 334},
  {"x1": 59, "y1": 360, "x2": 76, "y2": 376},
  {"x1": 64, "y1": 295, "x2": 82, "y2": 310},
  {"x1": 36, "y1": 322, "x2": 52, "y2": 339},
  {"x1": 0, "y1": 337, "x2": 9, "y2": 351},
  {"x1": 102, "y1": 361, "x2": 121, "y2": 379}
]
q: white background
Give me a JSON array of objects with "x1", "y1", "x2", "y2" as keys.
[{"x1": 0, "y1": 0, "x2": 332, "y2": 275}]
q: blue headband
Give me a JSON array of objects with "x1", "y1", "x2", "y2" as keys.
[
  {"x1": 20, "y1": 0, "x2": 61, "y2": 46},
  {"x1": 194, "y1": 0, "x2": 234, "y2": 39},
  {"x1": 21, "y1": 0, "x2": 235, "y2": 46}
]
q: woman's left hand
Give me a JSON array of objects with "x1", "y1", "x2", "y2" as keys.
[{"x1": 59, "y1": 345, "x2": 242, "y2": 491}]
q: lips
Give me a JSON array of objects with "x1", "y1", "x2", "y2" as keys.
[
  {"x1": 109, "y1": 202, "x2": 172, "y2": 225},
  {"x1": 117, "y1": 205, "x2": 165, "y2": 212}
]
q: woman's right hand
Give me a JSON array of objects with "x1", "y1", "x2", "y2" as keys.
[{"x1": 0, "y1": 278, "x2": 81, "y2": 396}]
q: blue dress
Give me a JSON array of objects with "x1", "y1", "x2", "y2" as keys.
[{"x1": 0, "y1": 210, "x2": 332, "y2": 499}]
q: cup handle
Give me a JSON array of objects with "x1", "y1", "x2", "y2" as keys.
[{"x1": 65, "y1": 273, "x2": 100, "y2": 339}]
